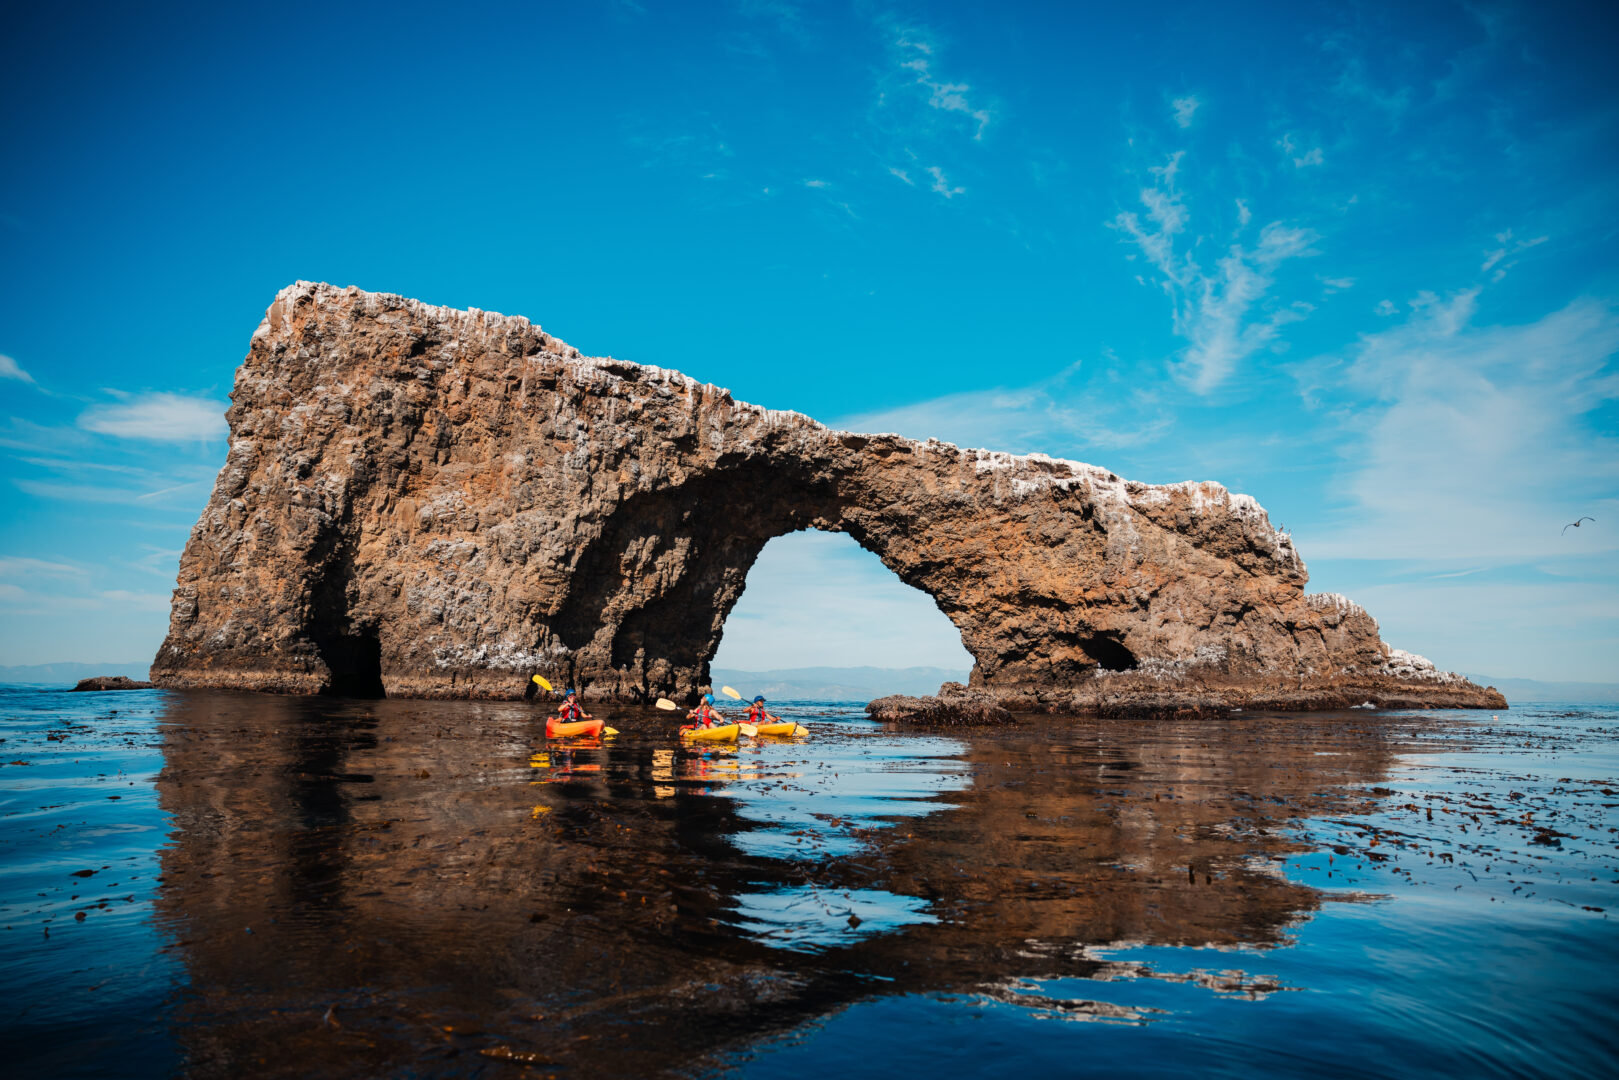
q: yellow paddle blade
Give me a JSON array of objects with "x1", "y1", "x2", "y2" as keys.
[
  {"x1": 532, "y1": 675, "x2": 553, "y2": 691},
  {"x1": 739, "y1": 723, "x2": 758, "y2": 737},
  {"x1": 604, "y1": 727, "x2": 619, "y2": 736},
  {"x1": 793, "y1": 725, "x2": 808, "y2": 736},
  {"x1": 654, "y1": 698, "x2": 677, "y2": 710},
  {"x1": 720, "y1": 685, "x2": 742, "y2": 700}
]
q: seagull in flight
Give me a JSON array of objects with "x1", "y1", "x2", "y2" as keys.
[{"x1": 1562, "y1": 516, "x2": 1595, "y2": 534}]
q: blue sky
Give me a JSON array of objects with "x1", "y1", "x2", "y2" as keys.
[{"x1": 2, "y1": 0, "x2": 1615, "y2": 681}]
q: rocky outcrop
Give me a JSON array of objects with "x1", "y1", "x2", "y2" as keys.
[
  {"x1": 70, "y1": 676, "x2": 154, "y2": 692},
  {"x1": 152, "y1": 282, "x2": 1504, "y2": 710},
  {"x1": 868, "y1": 684, "x2": 1017, "y2": 727}
]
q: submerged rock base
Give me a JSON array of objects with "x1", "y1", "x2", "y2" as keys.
[
  {"x1": 867, "y1": 685, "x2": 1018, "y2": 727},
  {"x1": 871, "y1": 670, "x2": 1505, "y2": 725},
  {"x1": 153, "y1": 282, "x2": 1504, "y2": 711},
  {"x1": 70, "y1": 676, "x2": 155, "y2": 692}
]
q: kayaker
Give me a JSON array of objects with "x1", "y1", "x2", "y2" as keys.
[
  {"x1": 556, "y1": 688, "x2": 592, "y2": 722},
  {"x1": 686, "y1": 693, "x2": 723, "y2": 729},
  {"x1": 745, "y1": 696, "x2": 779, "y2": 725}
]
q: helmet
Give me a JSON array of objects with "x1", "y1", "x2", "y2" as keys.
[
  {"x1": 703, "y1": 694, "x2": 714, "y2": 704},
  {"x1": 753, "y1": 696, "x2": 765, "y2": 703},
  {"x1": 563, "y1": 688, "x2": 576, "y2": 697}
]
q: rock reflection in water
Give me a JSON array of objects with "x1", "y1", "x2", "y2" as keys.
[{"x1": 150, "y1": 694, "x2": 1408, "y2": 1077}]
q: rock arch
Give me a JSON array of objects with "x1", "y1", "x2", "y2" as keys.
[{"x1": 151, "y1": 283, "x2": 1503, "y2": 710}]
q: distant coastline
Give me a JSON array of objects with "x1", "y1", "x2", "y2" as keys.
[
  {"x1": 0, "y1": 661, "x2": 153, "y2": 685},
  {"x1": 3, "y1": 661, "x2": 1615, "y2": 704}
]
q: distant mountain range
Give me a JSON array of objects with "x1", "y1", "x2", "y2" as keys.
[
  {"x1": 0, "y1": 660, "x2": 152, "y2": 685},
  {"x1": 1461, "y1": 674, "x2": 1619, "y2": 704},
  {"x1": 709, "y1": 665, "x2": 969, "y2": 701},
  {"x1": 2, "y1": 661, "x2": 1613, "y2": 705}
]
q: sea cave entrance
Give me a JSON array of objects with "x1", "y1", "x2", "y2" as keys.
[{"x1": 709, "y1": 529, "x2": 975, "y2": 700}]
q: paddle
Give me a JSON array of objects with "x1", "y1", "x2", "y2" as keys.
[
  {"x1": 532, "y1": 675, "x2": 553, "y2": 691},
  {"x1": 718, "y1": 686, "x2": 758, "y2": 736}
]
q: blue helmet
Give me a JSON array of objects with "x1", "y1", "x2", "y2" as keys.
[
  {"x1": 563, "y1": 688, "x2": 576, "y2": 697},
  {"x1": 753, "y1": 695, "x2": 766, "y2": 703},
  {"x1": 703, "y1": 693, "x2": 714, "y2": 704}
]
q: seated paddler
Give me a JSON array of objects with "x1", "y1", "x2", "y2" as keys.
[
  {"x1": 686, "y1": 693, "x2": 723, "y2": 729},
  {"x1": 745, "y1": 695, "x2": 779, "y2": 725},
  {"x1": 557, "y1": 688, "x2": 592, "y2": 722}
]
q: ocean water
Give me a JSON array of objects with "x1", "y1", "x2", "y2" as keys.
[{"x1": 0, "y1": 686, "x2": 1614, "y2": 1078}]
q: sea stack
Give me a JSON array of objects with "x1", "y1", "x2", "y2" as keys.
[{"x1": 151, "y1": 282, "x2": 1505, "y2": 711}]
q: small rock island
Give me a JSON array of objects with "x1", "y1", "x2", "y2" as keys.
[{"x1": 151, "y1": 282, "x2": 1504, "y2": 713}]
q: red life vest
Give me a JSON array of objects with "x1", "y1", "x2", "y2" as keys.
[
  {"x1": 746, "y1": 704, "x2": 767, "y2": 722},
  {"x1": 693, "y1": 704, "x2": 718, "y2": 728},
  {"x1": 558, "y1": 701, "x2": 582, "y2": 720}
]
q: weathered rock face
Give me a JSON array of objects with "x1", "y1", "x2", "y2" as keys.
[
  {"x1": 70, "y1": 676, "x2": 154, "y2": 692},
  {"x1": 152, "y1": 282, "x2": 1504, "y2": 710}
]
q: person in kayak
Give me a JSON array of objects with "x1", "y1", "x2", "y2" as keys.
[
  {"x1": 686, "y1": 693, "x2": 723, "y2": 729},
  {"x1": 745, "y1": 696, "x2": 780, "y2": 725},
  {"x1": 556, "y1": 688, "x2": 592, "y2": 722}
]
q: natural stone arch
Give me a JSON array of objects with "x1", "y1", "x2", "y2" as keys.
[{"x1": 151, "y1": 283, "x2": 1503, "y2": 711}]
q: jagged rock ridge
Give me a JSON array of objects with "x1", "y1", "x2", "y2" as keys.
[{"x1": 152, "y1": 282, "x2": 1504, "y2": 711}]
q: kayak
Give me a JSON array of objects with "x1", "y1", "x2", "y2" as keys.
[
  {"x1": 750, "y1": 721, "x2": 807, "y2": 737},
  {"x1": 680, "y1": 723, "x2": 740, "y2": 743},
  {"x1": 546, "y1": 717, "x2": 605, "y2": 738}
]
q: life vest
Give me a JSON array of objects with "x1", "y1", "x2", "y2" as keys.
[
  {"x1": 692, "y1": 704, "x2": 718, "y2": 728},
  {"x1": 746, "y1": 704, "x2": 768, "y2": 722},
  {"x1": 558, "y1": 701, "x2": 582, "y2": 720}
]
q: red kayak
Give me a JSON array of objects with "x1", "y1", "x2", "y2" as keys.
[{"x1": 545, "y1": 717, "x2": 606, "y2": 738}]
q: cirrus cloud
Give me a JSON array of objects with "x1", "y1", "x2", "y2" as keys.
[{"x1": 78, "y1": 392, "x2": 227, "y2": 442}]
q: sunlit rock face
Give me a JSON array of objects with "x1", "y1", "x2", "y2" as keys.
[{"x1": 152, "y1": 282, "x2": 1503, "y2": 709}]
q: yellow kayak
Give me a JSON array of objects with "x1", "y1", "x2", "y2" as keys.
[
  {"x1": 680, "y1": 723, "x2": 740, "y2": 743},
  {"x1": 751, "y1": 721, "x2": 808, "y2": 737}
]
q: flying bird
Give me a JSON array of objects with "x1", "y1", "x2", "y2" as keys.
[{"x1": 1562, "y1": 516, "x2": 1595, "y2": 534}]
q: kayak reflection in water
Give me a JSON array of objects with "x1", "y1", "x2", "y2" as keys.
[
  {"x1": 745, "y1": 695, "x2": 779, "y2": 725},
  {"x1": 556, "y1": 688, "x2": 592, "y2": 722},
  {"x1": 686, "y1": 693, "x2": 724, "y2": 729}
]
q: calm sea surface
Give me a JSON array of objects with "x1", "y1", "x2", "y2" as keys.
[{"x1": 1, "y1": 686, "x2": 1615, "y2": 1078}]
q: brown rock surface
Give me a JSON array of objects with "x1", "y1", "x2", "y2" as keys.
[
  {"x1": 152, "y1": 282, "x2": 1504, "y2": 710},
  {"x1": 868, "y1": 684, "x2": 1018, "y2": 726},
  {"x1": 70, "y1": 676, "x2": 154, "y2": 692}
]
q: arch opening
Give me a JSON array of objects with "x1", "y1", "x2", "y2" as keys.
[{"x1": 709, "y1": 529, "x2": 974, "y2": 696}]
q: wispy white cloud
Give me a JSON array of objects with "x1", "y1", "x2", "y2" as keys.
[
  {"x1": 14, "y1": 476, "x2": 212, "y2": 505},
  {"x1": 834, "y1": 360, "x2": 1171, "y2": 457},
  {"x1": 78, "y1": 392, "x2": 227, "y2": 442},
  {"x1": 1277, "y1": 133, "x2": 1324, "y2": 168},
  {"x1": 1375, "y1": 299, "x2": 1399, "y2": 316},
  {"x1": 0, "y1": 353, "x2": 34, "y2": 384},
  {"x1": 1171, "y1": 95, "x2": 1201, "y2": 128},
  {"x1": 888, "y1": 29, "x2": 991, "y2": 141},
  {"x1": 802, "y1": 178, "x2": 829, "y2": 188},
  {"x1": 1481, "y1": 228, "x2": 1549, "y2": 281},
  {"x1": 0, "y1": 583, "x2": 171, "y2": 616},
  {"x1": 18, "y1": 455, "x2": 150, "y2": 477},
  {"x1": 926, "y1": 165, "x2": 964, "y2": 199},
  {"x1": 886, "y1": 166, "x2": 914, "y2": 186},
  {"x1": 1307, "y1": 291, "x2": 1619, "y2": 560},
  {"x1": 0, "y1": 555, "x2": 88, "y2": 581},
  {"x1": 1112, "y1": 153, "x2": 1319, "y2": 392}
]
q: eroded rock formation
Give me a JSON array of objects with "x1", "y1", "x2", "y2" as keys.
[
  {"x1": 70, "y1": 675, "x2": 154, "y2": 692},
  {"x1": 152, "y1": 282, "x2": 1503, "y2": 709}
]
